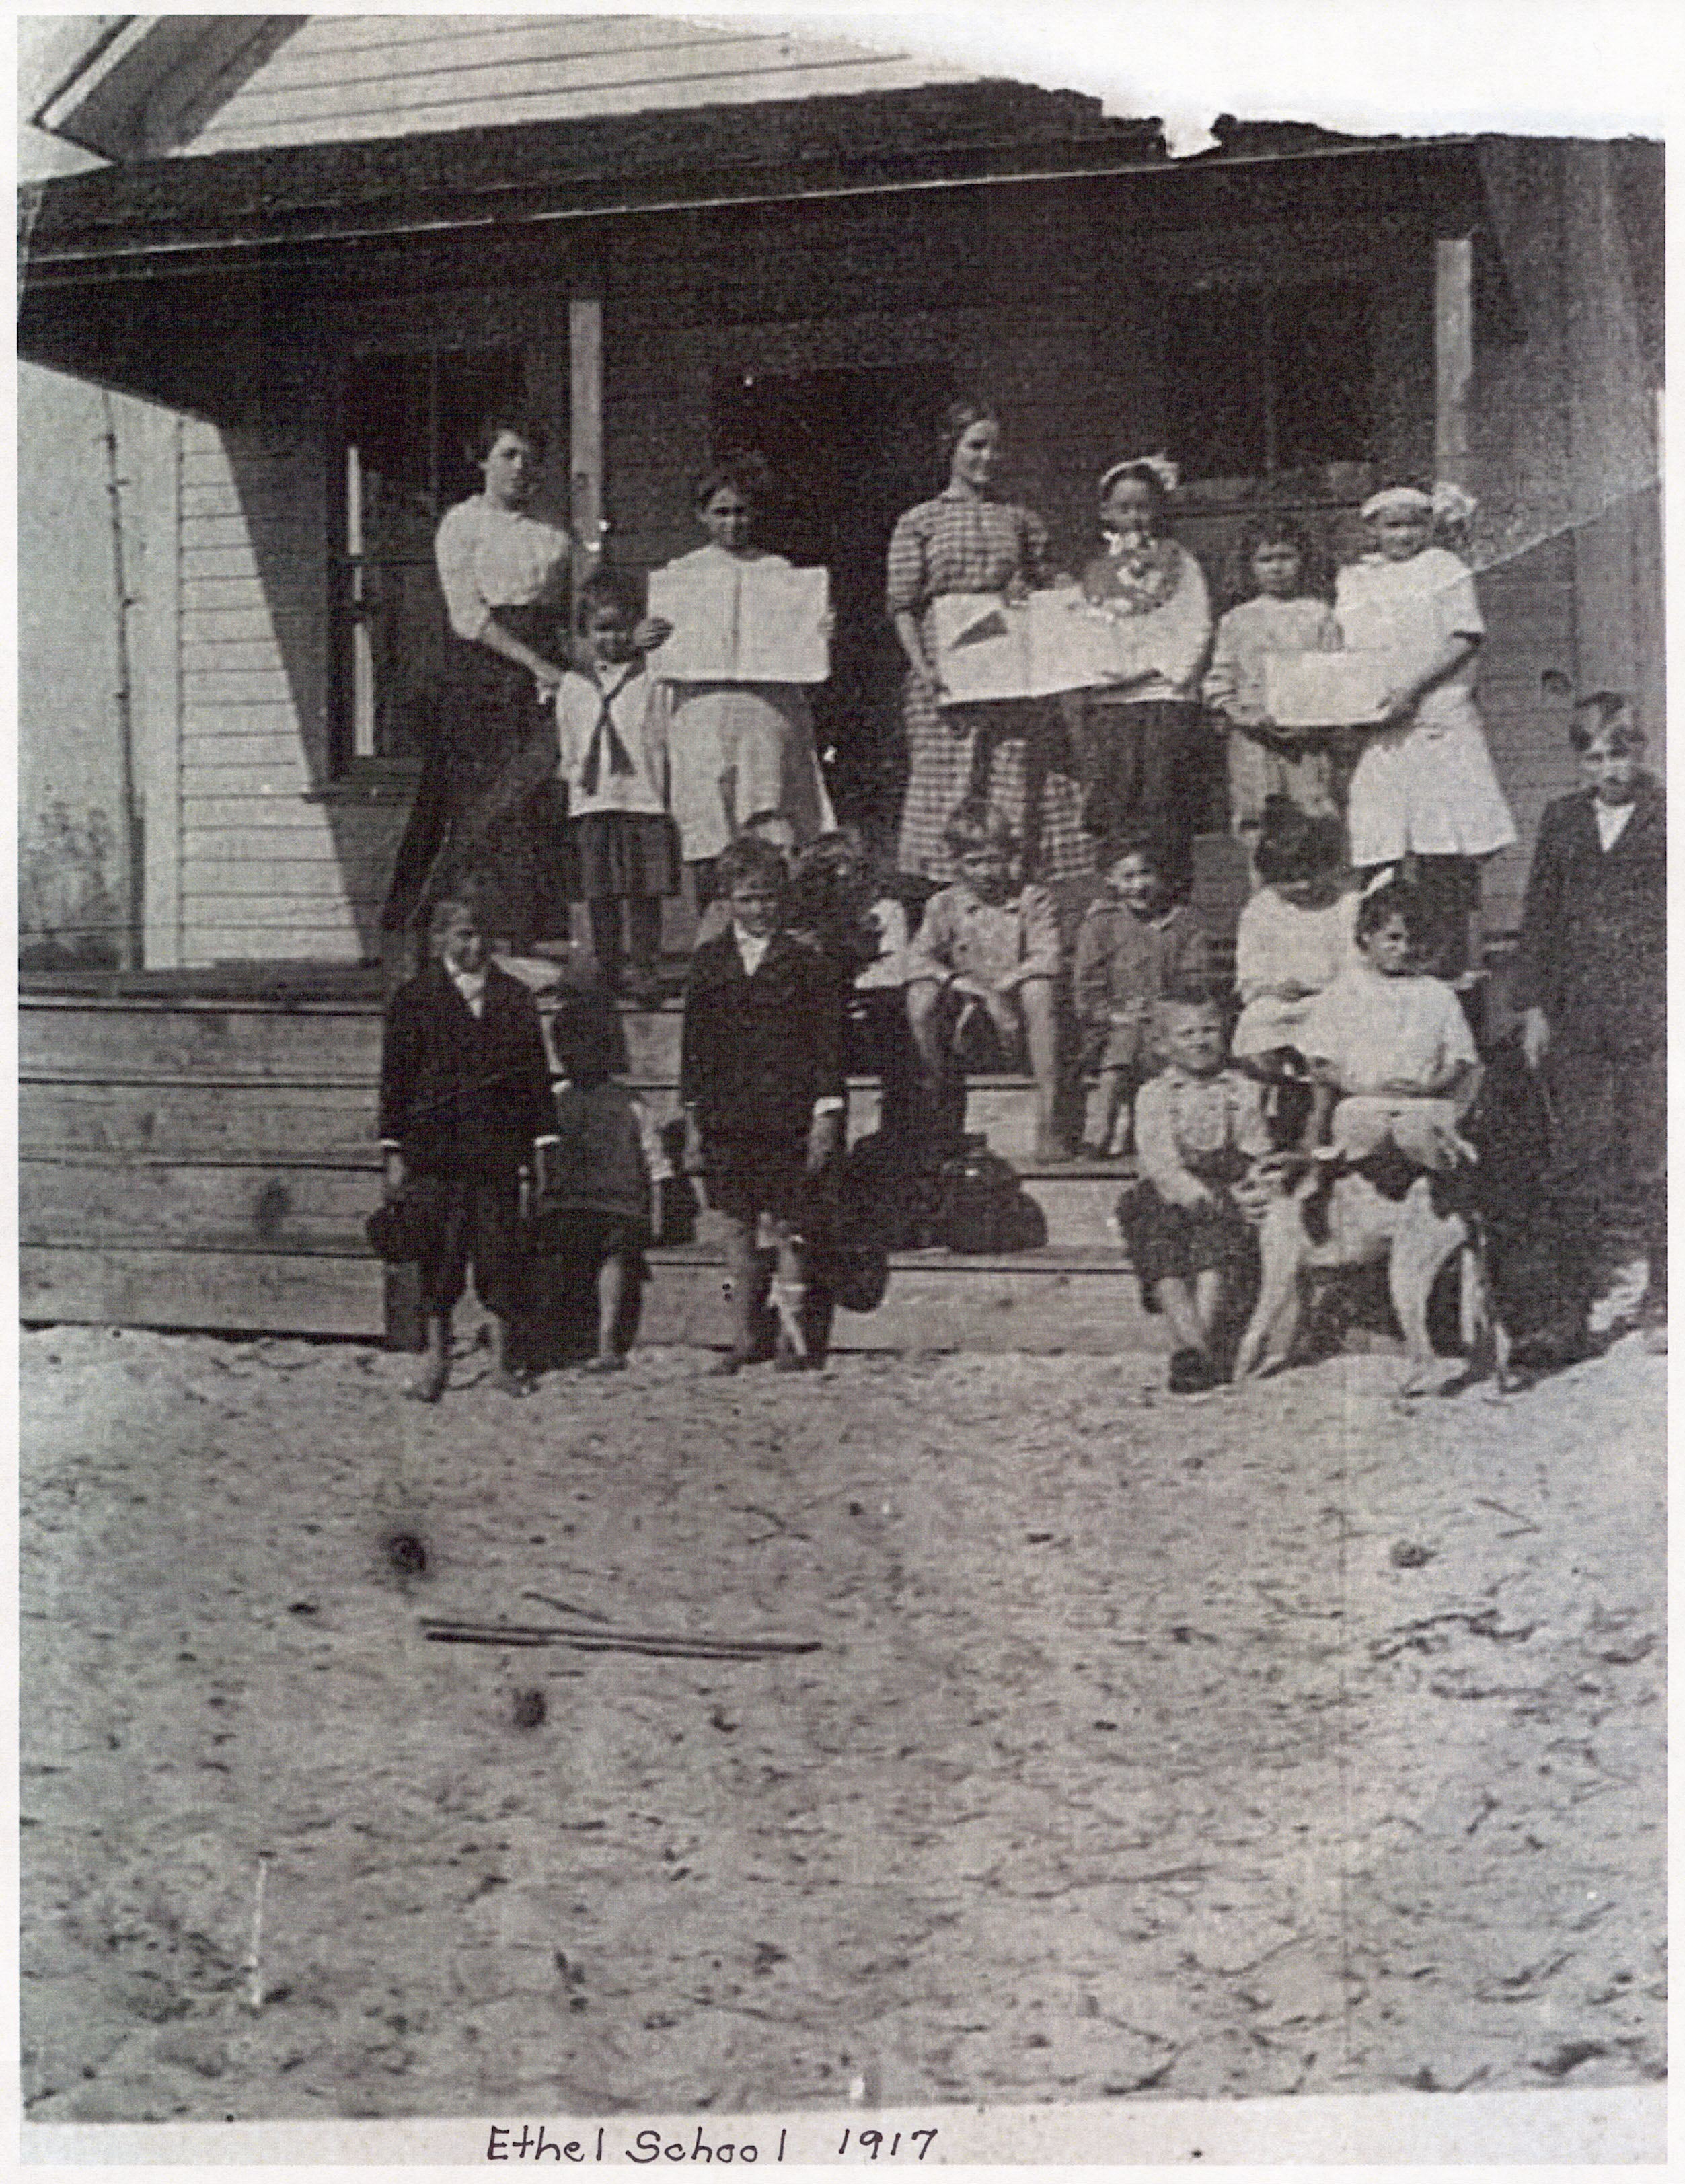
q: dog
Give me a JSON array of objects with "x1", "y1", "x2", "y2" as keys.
[{"x1": 1232, "y1": 1147, "x2": 1509, "y2": 1396}]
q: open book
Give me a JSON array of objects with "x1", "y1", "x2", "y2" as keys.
[
  {"x1": 930, "y1": 587, "x2": 1172, "y2": 704},
  {"x1": 1263, "y1": 651, "x2": 1398, "y2": 729},
  {"x1": 646, "y1": 558, "x2": 830, "y2": 683}
]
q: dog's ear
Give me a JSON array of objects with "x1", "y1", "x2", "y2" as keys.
[{"x1": 1540, "y1": 668, "x2": 1574, "y2": 700}]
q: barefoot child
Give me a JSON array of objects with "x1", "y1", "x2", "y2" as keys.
[
  {"x1": 680, "y1": 834, "x2": 846, "y2": 1371},
  {"x1": 379, "y1": 895, "x2": 558, "y2": 1400},
  {"x1": 904, "y1": 799, "x2": 1067, "y2": 1161},
  {"x1": 1298, "y1": 878, "x2": 1482, "y2": 1177},
  {"x1": 1203, "y1": 513, "x2": 1339, "y2": 856},
  {"x1": 554, "y1": 570, "x2": 679, "y2": 1005},
  {"x1": 543, "y1": 1010, "x2": 669, "y2": 1372},
  {"x1": 1117, "y1": 985, "x2": 1270, "y2": 1392},
  {"x1": 1072, "y1": 831, "x2": 1210, "y2": 1156},
  {"x1": 1513, "y1": 693, "x2": 1665, "y2": 1348}
]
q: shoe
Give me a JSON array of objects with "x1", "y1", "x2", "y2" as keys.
[
  {"x1": 406, "y1": 1355, "x2": 449, "y2": 1403},
  {"x1": 708, "y1": 1347, "x2": 757, "y2": 1376},
  {"x1": 1167, "y1": 1346, "x2": 1219, "y2": 1394},
  {"x1": 583, "y1": 1353, "x2": 627, "y2": 1374}
]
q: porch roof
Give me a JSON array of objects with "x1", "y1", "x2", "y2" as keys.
[{"x1": 21, "y1": 82, "x2": 1474, "y2": 288}]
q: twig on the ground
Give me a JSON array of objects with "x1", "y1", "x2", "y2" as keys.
[
  {"x1": 244, "y1": 1852, "x2": 271, "y2": 2012},
  {"x1": 421, "y1": 1616, "x2": 820, "y2": 1661},
  {"x1": 521, "y1": 1590, "x2": 611, "y2": 1623}
]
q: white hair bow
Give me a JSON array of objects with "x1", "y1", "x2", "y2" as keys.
[{"x1": 1099, "y1": 453, "x2": 1181, "y2": 497}]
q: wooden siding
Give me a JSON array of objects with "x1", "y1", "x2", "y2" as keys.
[
  {"x1": 182, "y1": 15, "x2": 975, "y2": 155},
  {"x1": 174, "y1": 411, "x2": 399, "y2": 965}
]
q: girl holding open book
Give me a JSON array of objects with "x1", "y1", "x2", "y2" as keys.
[
  {"x1": 1333, "y1": 482, "x2": 1515, "y2": 981},
  {"x1": 644, "y1": 453, "x2": 834, "y2": 910},
  {"x1": 887, "y1": 400, "x2": 1092, "y2": 886},
  {"x1": 1066, "y1": 457, "x2": 1213, "y2": 895}
]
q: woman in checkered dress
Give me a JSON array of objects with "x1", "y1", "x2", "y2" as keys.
[{"x1": 887, "y1": 402, "x2": 1094, "y2": 886}]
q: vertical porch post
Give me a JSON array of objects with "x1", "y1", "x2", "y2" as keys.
[
  {"x1": 1434, "y1": 235, "x2": 1474, "y2": 486},
  {"x1": 569, "y1": 293, "x2": 605, "y2": 570}
]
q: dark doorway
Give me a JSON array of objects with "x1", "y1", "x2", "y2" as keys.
[{"x1": 711, "y1": 362, "x2": 952, "y2": 850}]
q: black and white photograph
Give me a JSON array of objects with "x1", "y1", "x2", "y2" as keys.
[{"x1": 15, "y1": 2, "x2": 1668, "y2": 2162}]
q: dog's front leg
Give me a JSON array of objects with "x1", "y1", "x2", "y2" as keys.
[
  {"x1": 1390, "y1": 1188, "x2": 1463, "y2": 1394},
  {"x1": 1234, "y1": 1202, "x2": 1306, "y2": 1379}
]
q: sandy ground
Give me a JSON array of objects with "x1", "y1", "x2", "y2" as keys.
[{"x1": 20, "y1": 1323, "x2": 1664, "y2": 2125}]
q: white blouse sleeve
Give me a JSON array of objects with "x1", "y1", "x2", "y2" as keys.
[
  {"x1": 1158, "y1": 547, "x2": 1213, "y2": 697},
  {"x1": 434, "y1": 502, "x2": 493, "y2": 643}
]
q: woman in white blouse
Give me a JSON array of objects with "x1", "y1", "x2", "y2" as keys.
[{"x1": 383, "y1": 416, "x2": 575, "y2": 956}]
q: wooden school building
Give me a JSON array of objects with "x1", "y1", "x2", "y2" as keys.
[{"x1": 18, "y1": 15, "x2": 1663, "y2": 1345}]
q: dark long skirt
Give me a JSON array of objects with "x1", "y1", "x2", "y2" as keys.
[
  {"x1": 1072, "y1": 695, "x2": 1207, "y2": 890},
  {"x1": 383, "y1": 605, "x2": 572, "y2": 950}
]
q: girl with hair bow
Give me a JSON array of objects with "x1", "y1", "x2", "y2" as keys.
[
  {"x1": 1065, "y1": 455, "x2": 1214, "y2": 895},
  {"x1": 1334, "y1": 481, "x2": 1515, "y2": 982}
]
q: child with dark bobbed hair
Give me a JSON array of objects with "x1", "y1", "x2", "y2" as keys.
[
  {"x1": 1203, "y1": 512, "x2": 1340, "y2": 854},
  {"x1": 1298, "y1": 876, "x2": 1482, "y2": 1176},
  {"x1": 1231, "y1": 798, "x2": 1357, "y2": 1066},
  {"x1": 644, "y1": 448, "x2": 834, "y2": 909}
]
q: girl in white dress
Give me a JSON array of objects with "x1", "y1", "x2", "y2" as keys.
[
  {"x1": 645, "y1": 453, "x2": 833, "y2": 909},
  {"x1": 1335, "y1": 482, "x2": 1515, "y2": 979}
]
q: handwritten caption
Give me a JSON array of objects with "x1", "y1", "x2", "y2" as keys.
[{"x1": 487, "y1": 2124, "x2": 940, "y2": 2163}]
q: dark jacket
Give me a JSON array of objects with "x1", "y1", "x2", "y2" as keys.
[
  {"x1": 1511, "y1": 775, "x2": 1665, "y2": 1047},
  {"x1": 379, "y1": 960, "x2": 556, "y2": 1177},
  {"x1": 680, "y1": 928, "x2": 846, "y2": 1143},
  {"x1": 1072, "y1": 897, "x2": 1210, "y2": 1029}
]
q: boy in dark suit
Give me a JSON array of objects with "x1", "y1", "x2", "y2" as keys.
[
  {"x1": 379, "y1": 894, "x2": 558, "y2": 1400},
  {"x1": 680, "y1": 834, "x2": 846, "y2": 1371},
  {"x1": 1513, "y1": 693, "x2": 1665, "y2": 1352}
]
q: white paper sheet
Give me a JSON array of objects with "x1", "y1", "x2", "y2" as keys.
[
  {"x1": 931, "y1": 587, "x2": 1166, "y2": 702},
  {"x1": 1264, "y1": 650, "x2": 1398, "y2": 728},
  {"x1": 646, "y1": 558, "x2": 830, "y2": 683}
]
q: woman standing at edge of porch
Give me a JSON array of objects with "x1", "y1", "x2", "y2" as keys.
[
  {"x1": 887, "y1": 400, "x2": 1093, "y2": 887},
  {"x1": 382, "y1": 414, "x2": 575, "y2": 961}
]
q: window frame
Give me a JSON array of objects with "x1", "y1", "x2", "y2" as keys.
[{"x1": 1154, "y1": 270, "x2": 1381, "y2": 499}]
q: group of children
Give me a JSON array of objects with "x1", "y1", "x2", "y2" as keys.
[{"x1": 380, "y1": 452, "x2": 1662, "y2": 1395}]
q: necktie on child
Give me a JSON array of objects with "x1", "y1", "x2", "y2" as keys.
[{"x1": 581, "y1": 666, "x2": 640, "y2": 796}]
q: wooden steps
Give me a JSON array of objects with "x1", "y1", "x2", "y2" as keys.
[
  {"x1": 20, "y1": 985, "x2": 1165, "y2": 1351},
  {"x1": 20, "y1": 1242, "x2": 1168, "y2": 1355}
]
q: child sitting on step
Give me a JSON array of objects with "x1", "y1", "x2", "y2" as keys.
[
  {"x1": 1072, "y1": 829, "x2": 1210, "y2": 1157},
  {"x1": 1230, "y1": 800, "x2": 1357, "y2": 1067},
  {"x1": 1116, "y1": 983, "x2": 1271, "y2": 1393},
  {"x1": 1298, "y1": 877, "x2": 1483, "y2": 1180},
  {"x1": 904, "y1": 798, "x2": 1068, "y2": 1162}
]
